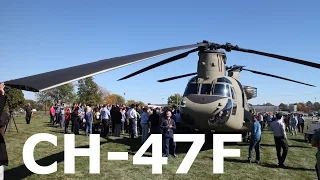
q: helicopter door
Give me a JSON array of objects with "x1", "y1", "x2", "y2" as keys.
[{"x1": 230, "y1": 86, "x2": 237, "y2": 115}]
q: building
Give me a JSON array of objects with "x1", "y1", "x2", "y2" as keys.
[
  {"x1": 251, "y1": 105, "x2": 279, "y2": 113},
  {"x1": 288, "y1": 104, "x2": 297, "y2": 112}
]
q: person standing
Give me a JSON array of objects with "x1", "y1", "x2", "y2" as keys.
[
  {"x1": 64, "y1": 108, "x2": 71, "y2": 134},
  {"x1": 140, "y1": 108, "x2": 149, "y2": 143},
  {"x1": 49, "y1": 105, "x2": 55, "y2": 123},
  {"x1": 269, "y1": 113, "x2": 288, "y2": 168},
  {"x1": 85, "y1": 106, "x2": 93, "y2": 136},
  {"x1": 297, "y1": 114, "x2": 305, "y2": 133},
  {"x1": 100, "y1": 105, "x2": 111, "y2": 138},
  {"x1": 174, "y1": 110, "x2": 182, "y2": 133},
  {"x1": 0, "y1": 83, "x2": 8, "y2": 180},
  {"x1": 290, "y1": 114, "x2": 298, "y2": 135},
  {"x1": 25, "y1": 103, "x2": 32, "y2": 124},
  {"x1": 248, "y1": 115, "x2": 261, "y2": 164},
  {"x1": 149, "y1": 109, "x2": 160, "y2": 134},
  {"x1": 160, "y1": 111, "x2": 177, "y2": 158},
  {"x1": 113, "y1": 107, "x2": 122, "y2": 137},
  {"x1": 60, "y1": 103, "x2": 65, "y2": 128},
  {"x1": 127, "y1": 104, "x2": 137, "y2": 139},
  {"x1": 120, "y1": 107, "x2": 126, "y2": 134},
  {"x1": 311, "y1": 128, "x2": 320, "y2": 179}
]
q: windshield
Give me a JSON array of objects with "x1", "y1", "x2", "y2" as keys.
[
  {"x1": 184, "y1": 83, "x2": 198, "y2": 96},
  {"x1": 213, "y1": 84, "x2": 230, "y2": 97},
  {"x1": 200, "y1": 84, "x2": 212, "y2": 95}
]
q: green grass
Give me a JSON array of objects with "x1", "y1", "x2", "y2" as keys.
[{"x1": 3, "y1": 113, "x2": 318, "y2": 180}]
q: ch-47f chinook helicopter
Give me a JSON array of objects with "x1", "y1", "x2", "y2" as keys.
[{"x1": 3, "y1": 40, "x2": 320, "y2": 137}]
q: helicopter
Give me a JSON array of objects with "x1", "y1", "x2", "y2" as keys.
[{"x1": 3, "y1": 40, "x2": 320, "y2": 136}]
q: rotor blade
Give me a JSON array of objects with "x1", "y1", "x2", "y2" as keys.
[
  {"x1": 4, "y1": 42, "x2": 208, "y2": 92},
  {"x1": 242, "y1": 68, "x2": 316, "y2": 87},
  {"x1": 158, "y1": 72, "x2": 197, "y2": 82},
  {"x1": 225, "y1": 44, "x2": 320, "y2": 69},
  {"x1": 118, "y1": 48, "x2": 199, "y2": 81}
]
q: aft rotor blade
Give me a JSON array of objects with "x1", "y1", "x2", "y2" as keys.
[
  {"x1": 158, "y1": 72, "x2": 197, "y2": 82},
  {"x1": 224, "y1": 43, "x2": 320, "y2": 69},
  {"x1": 242, "y1": 68, "x2": 316, "y2": 87},
  {"x1": 4, "y1": 42, "x2": 207, "y2": 92},
  {"x1": 118, "y1": 48, "x2": 199, "y2": 81}
]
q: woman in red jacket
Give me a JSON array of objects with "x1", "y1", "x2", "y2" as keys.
[{"x1": 64, "y1": 108, "x2": 71, "y2": 134}]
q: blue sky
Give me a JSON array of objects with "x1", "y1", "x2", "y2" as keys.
[{"x1": 1, "y1": 0, "x2": 320, "y2": 106}]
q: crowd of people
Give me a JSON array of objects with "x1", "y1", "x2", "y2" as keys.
[
  {"x1": 248, "y1": 111, "x2": 320, "y2": 179},
  {"x1": 49, "y1": 102, "x2": 182, "y2": 157}
]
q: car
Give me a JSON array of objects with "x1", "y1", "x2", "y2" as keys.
[{"x1": 305, "y1": 117, "x2": 320, "y2": 143}]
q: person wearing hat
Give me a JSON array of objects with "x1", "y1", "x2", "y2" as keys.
[
  {"x1": 269, "y1": 113, "x2": 288, "y2": 168},
  {"x1": 0, "y1": 83, "x2": 9, "y2": 179}
]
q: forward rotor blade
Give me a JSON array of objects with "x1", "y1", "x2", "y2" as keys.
[
  {"x1": 4, "y1": 42, "x2": 207, "y2": 92},
  {"x1": 242, "y1": 68, "x2": 316, "y2": 87},
  {"x1": 118, "y1": 48, "x2": 199, "y2": 81},
  {"x1": 158, "y1": 72, "x2": 197, "y2": 82},
  {"x1": 226, "y1": 44, "x2": 320, "y2": 69}
]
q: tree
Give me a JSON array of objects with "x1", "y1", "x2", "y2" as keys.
[
  {"x1": 25, "y1": 99, "x2": 42, "y2": 110},
  {"x1": 279, "y1": 103, "x2": 288, "y2": 111},
  {"x1": 297, "y1": 102, "x2": 306, "y2": 112},
  {"x1": 77, "y1": 77, "x2": 104, "y2": 105},
  {"x1": 105, "y1": 94, "x2": 125, "y2": 105},
  {"x1": 306, "y1": 101, "x2": 313, "y2": 108},
  {"x1": 314, "y1": 102, "x2": 320, "y2": 111},
  {"x1": 4, "y1": 86, "x2": 25, "y2": 111},
  {"x1": 167, "y1": 93, "x2": 182, "y2": 107},
  {"x1": 98, "y1": 86, "x2": 111, "y2": 99},
  {"x1": 35, "y1": 83, "x2": 76, "y2": 104},
  {"x1": 262, "y1": 103, "x2": 273, "y2": 106},
  {"x1": 126, "y1": 100, "x2": 145, "y2": 107}
]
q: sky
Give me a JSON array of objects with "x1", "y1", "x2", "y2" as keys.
[{"x1": 1, "y1": 0, "x2": 320, "y2": 106}]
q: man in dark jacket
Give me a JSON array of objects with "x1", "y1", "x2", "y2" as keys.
[
  {"x1": 160, "y1": 110, "x2": 177, "y2": 158},
  {"x1": 0, "y1": 83, "x2": 9, "y2": 179}
]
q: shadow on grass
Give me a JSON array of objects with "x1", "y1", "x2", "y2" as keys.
[
  {"x1": 5, "y1": 141, "x2": 108, "y2": 180},
  {"x1": 226, "y1": 143, "x2": 310, "y2": 149},
  {"x1": 222, "y1": 158, "x2": 315, "y2": 171},
  {"x1": 107, "y1": 134, "x2": 213, "y2": 155},
  {"x1": 290, "y1": 138, "x2": 308, "y2": 143}
]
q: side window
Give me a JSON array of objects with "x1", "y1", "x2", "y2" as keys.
[
  {"x1": 184, "y1": 83, "x2": 199, "y2": 96},
  {"x1": 230, "y1": 87, "x2": 236, "y2": 100},
  {"x1": 232, "y1": 103, "x2": 237, "y2": 115}
]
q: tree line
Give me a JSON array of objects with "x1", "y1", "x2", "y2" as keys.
[{"x1": 4, "y1": 77, "x2": 147, "y2": 111}]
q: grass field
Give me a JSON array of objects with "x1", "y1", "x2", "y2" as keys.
[{"x1": 3, "y1": 113, "x2": 318, "y2": 180}]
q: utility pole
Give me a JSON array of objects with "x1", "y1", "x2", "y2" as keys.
[{"x1": 124, "y1": 92, "x2": 126, "y2": 105}]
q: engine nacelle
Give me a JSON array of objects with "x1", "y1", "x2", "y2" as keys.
[{"x1": 242, "y1": 86, "x2": 257, "y2": 100}]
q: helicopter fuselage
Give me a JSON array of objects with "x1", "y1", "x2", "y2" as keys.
[
  {"x1": 179, "y1": 49, "x2": 253, "y2": 133},
  {"x1": 179, "y1": 76, "x2": 253, "y2": 133}
]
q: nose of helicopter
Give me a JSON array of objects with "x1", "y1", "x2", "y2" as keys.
[{"x1": 181, "y1": 94, "x2": 232, "y2": 129}]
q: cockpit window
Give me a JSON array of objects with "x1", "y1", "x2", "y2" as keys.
[
  {"x1": 217, "y1": 77, "x2": 232, "y2": 84},
  {"x1": 213, "y1": 84, "x2": 230, "y2": 97},
  {"x1": 184, "y1": 83, "x2": 198, "y2": 96},
  {"x1": 200, "y1": 84, "x2": 212, "y2": 95},
  {"x1": 230, "y1": 87, "x2": 236, "y2": 100}
]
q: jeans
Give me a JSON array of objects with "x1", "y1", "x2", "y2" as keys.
[
  {"x1": 315, "y1": 151, "x2": 320, "y2": 180},
  {"x1": 114, "y1": 124, "x2": 121, "y2": 137},
  {"x1": 141, "y1": 123, "x2": 149, "y2": 143},
  {"x1": 0, "y1": 165, "x2": 3, "y2": 180},
  {"x1": 121, "y1": 120, "x2": 125, "y2": 131},
  {"x1": 64, "y1": 120, "x2": 69, "y2": 134},
  {"x1": 163, "y1": 136, "x2": 176, "y2": 157},
  {"x1": 274, "y1": 136, "x2": 288, "y2": 165},
  {"x1": 86, "y1": 121, "x2": 92, "y2": 136},
  {"x1": 132, "y1": 119, "x2": 138, "y2": 136},
  {"x1": 248, "y1": 138, "x2": 260, "y2": 161}
]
